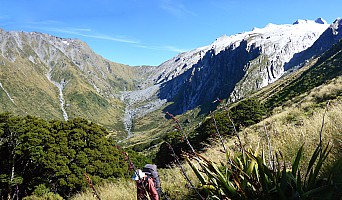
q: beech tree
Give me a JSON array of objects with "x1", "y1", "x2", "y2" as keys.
[{"x1": 0, "y1": 114, "x2": 50, "y2": 199}]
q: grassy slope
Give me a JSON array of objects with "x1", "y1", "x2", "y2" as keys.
[
  {"x1": 0, "y1": 56, "x2": 62, "y2": 118},
  {"x1": 0, "y1": 31, "x2": 158, "y2": 136},
  {"x1": 0, "y1": 46, "x2": 154, "y2": 138},
  {"x1": 0, "y1": 55, "x2": 127, "y2": 132}
]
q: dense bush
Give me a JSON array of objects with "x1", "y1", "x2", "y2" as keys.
[
  {"x1": 0, "y1": 113, "x2": 149, "y2": 199},
  {"x1": 229, "y1": 98, "x2": 267, "y2": 128}
]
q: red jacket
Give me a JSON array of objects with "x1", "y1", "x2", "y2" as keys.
[{"x1": 136, "y1": 176, "x2": 159, "y2": 200}]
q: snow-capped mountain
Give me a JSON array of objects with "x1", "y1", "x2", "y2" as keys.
[
  {"x1": 122, "y1": 18, "x2": 341, "y2": 127},
  {"x1": 148, "y1": 18, "x2": 329, "y2": 85},
  {"x1": 284, "y1": 18, "x2": 342, "y2": 71}
]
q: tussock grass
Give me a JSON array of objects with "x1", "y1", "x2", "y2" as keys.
[
  {"x1": 241, "y1": 101, "x2": 342, "y2": 165},
  {"x1": 158, "y1": 166, "x2": 198, "y2": 199},
  {"x1": 238, "y1": 76, "x2": 342, "y2": 162},
  {"x1": 304, "y1": 76, "x2": 342, "y2": 104}
]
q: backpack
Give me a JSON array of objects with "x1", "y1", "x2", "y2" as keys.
[{"x1": 142, "y1": 164, "x2": 162, "y2": 198}]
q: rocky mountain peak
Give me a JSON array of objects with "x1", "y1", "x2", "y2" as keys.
[
  {"x1": 331, "y1": 18, "x2": 342, "y2": 34},
  {"x1": 315, "y1": 17, "x2": 328, "y2": 24},
  {"x1": 293, "y1": 18, "x2": 327, "y2": 25}
]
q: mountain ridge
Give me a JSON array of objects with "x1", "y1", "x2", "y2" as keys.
[
  {"x1": 0, "y1": 18, "x2": 341, "y2": 141},
  {"x1": 0, "y1": 29, "x2": 147, "y2": 134},
  {"x1": 126, "y1": 18, "x2": 334, "y2": 117}
]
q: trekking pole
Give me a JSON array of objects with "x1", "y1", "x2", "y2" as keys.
[{"x1": 84, "y1": 173, "x2": 101, "y2": 200}]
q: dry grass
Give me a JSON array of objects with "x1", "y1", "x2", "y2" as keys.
[
  {"x1": 304, "y1": 76, "x2": 342, "y2": 104},
  {"x1": 240, "y1": 101, "x2": 342, "y2": 166},
  {"x1": 158, "y1": 165, "x2": 199, "y2": 200},
  {"x1": 70, "y1": 179, "x2": 136, "y2": 200},
  {"x1": 70, "y1": 166, "x2": 199, "y2": 200},
  {"x1": 237, "y1": 76, "x2": 342, "y2": 162}
]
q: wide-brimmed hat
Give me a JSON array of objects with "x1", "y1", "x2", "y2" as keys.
[{"x1": 132, "y1": 169, "x2": 145, "y2": 180}]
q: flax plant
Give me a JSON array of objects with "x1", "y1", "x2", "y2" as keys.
[
  {"x1": 186, "y1": 133, "x2": 338, "y2": 199},
  {"x1": 184, "y1": 101, "x2": 341, "y2": 199}
]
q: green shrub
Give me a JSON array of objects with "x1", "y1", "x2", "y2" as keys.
[{"x1": 23, "y1": 184, "x2": 63, "y2": 200}]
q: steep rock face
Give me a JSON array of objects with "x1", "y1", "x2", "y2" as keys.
[
  {"x1": 128, "y1": 18, "x2": 331, "y2": 116},
  {"x1": 309, "y1": 18, "x2": 342, "y2": 54},
  {"x1": 158, "y1": 40, "x2": 261, "y2": 114},
  {"x1": 228, "y1": 19, "x2": 331, "y2": 101}
]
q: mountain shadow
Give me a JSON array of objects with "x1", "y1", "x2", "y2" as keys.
[
  {"x1": 284, "y1": 18, "x2": 342, "y2": 71},
  {"x1": 158, "y1": 40, "x2": 262, "y2": 116}
]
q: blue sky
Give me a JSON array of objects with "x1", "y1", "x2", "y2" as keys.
[{"x1": 0, "y1": 0, "x2": 340, "y2": 66}]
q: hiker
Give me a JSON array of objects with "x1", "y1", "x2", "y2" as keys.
[
  {"x1": 132, "y1": 169, "x2": 159, "y2": 200},
  {"x1": 142, "y1": 164, "x2": 162, "y2": 198}
]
